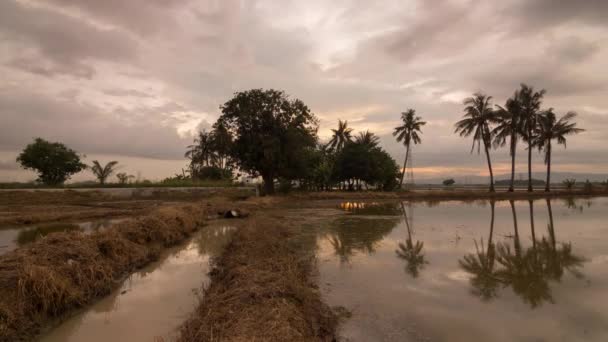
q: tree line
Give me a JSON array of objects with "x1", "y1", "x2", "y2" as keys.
[{"x1": 14, "y1": 85, "x2": 586, "y2": 193}]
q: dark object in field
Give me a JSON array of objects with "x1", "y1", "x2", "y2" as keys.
[{"x1": 219, "y1": 209, "x2": 249, "y2": 218}]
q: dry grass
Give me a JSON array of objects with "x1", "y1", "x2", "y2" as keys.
[
  {"x1": 177, "y1": 218, "x2": 338, "y2": 342},
  {"x1": 0, "y1": 204, "x2": 207, "y2": 342}
]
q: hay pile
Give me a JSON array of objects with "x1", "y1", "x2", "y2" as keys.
[
  {"x1": 0, "y1": 204, "x2": 206, "y2": 342},
  {"x1": 177, "y1": 218, "x2": 338, "y2": 342}
]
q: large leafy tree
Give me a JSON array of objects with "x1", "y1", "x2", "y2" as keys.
[
  {"x1": 393, "y1": 109, "x2": 426, "y2": 188},
  {"x1": 493, "y1": 92, "x2": 523, "y2": 192},
  {"x1": 518, "y1": 84, "x2": 546, "y2": 192},
  {"x1": 455, "y1": 93, "x2": 499, "y2": 192},
  {"x1": 326, "y1": 120, "x2": 353, "y2": 152},
  {"x1": 17, "y1": 138, "x2": 87, "y2": 185},
  {"x1": 534, "y1": 110, "x2": 584, "y2": 191},
  {"x1": 218, "y1": 89, "x2": 318, "y2": 194},
  {"x1": 90, "y1": 160, "x2": 119, "y2": 184}
]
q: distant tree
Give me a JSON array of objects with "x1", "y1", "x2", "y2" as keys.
[
  {"x1": 185, "y1": 130, "x2": 214, "y2": 174},
  {"x1": 90, "y1": 160, "x2": 118, "y2": 184},
  {"x1": 493, "y1": 92, "x2": 523, "y2": 192},
  {"x1": 354, "y1": 130, "x2": 380, "y2": 148},
  {"x1": 116, "y1": 172, "x2": 134, "y2": 185},
  {"x1": 210, "y1": 120, "x2": 234, "y2": 170},
  {"x1": 217, "y1": 89, "x2": 318, "y2": 194},
  {"x1": 326, "y1": 120, "x2": 353, "y2": 152},
  {"x1": 455, "y1": 93, "x2": 499, "y2": 192},
  {"x1": 534, "y1": 110, "x2": 584, "y2": 191},
  {"x1": 16, "y1": 138, "x2": 86, "y2": 185},
  {"x1": 443, "y1": 178, "x2": 456, "y2": 186},
  {"x1": 518, "y1": 84, "x2": 546, "y2": 192},
  {"x1": 393, "y1": 109, "x2": 426, "y2": 188},
  {"x1": 563, "y1": 179, "x2": 576, "y2": 190}
]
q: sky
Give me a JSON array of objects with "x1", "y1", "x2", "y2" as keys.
[{"x1": 0, "y1": 0, "x2": 607, "y2": 182}]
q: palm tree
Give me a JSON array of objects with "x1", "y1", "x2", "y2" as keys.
[
  {"x1": 393, "y1": 109, "x2": 426, "y2": 188},
  {"x1": 327, "y1": 120, "x2": 353, "y2": 151},
  {"x1": 518, "y1": 84, "x2": 546, "y2": 192},
  {"x1": 454, "y1": 93, "x2": 499, "y2": 192},
  {"x1": 354, "y1": 130, "x2": 380, "y2": 148},
  {"x1": 493, "y1": 92, "x2": 522, "y2": 192},
  {"x1": 90, "y1": 160, "x2": 118, "y2": 184},
  {"x1": 185, "y1": 130, "x2": 214, "y2": 175},
  {"x1": 534, "y1": 110, "x2": 584, "y2": 191}
]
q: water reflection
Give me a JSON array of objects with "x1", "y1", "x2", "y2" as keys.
[
  {"x1": 395, "y1": 202, "x2": 427, "y2": 278},
  {"x1": 460, "y1": 199, "x2": 586, "y2": 308},
  {"x1": 327, "y1": 216, "x2": 399, "y2": 264},
  {"x1": 339, "y1": 201, "x2": 402, "y2": 216},
  {"x1": 16, "y1": 222, "x2": 82, "y2": 245}
]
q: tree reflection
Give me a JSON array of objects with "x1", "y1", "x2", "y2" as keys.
[
  {"x1": 459, "y1": 200, "x2": 500, "y2": 301},
  {"x1": 327, "y1": 216, "x2": 399, "y2": 264},
  {"x1": 460, "y1": 199, "x2": 586, "y2": 308},
  {"x1": 395, "y1": 202, "x2": 427, "y2": 278}
]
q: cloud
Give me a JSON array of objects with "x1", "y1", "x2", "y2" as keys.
[{"x1": 102, "y1": 89, "x2": 154, "y2": 98}]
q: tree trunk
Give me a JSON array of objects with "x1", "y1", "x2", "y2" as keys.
[
  {"x1": 399, "y1": 142, "x2": 410, "y2": 188},
  {"x1": 529, "y1": 200, "x2": 536, "y2": 249},
  {"x1": 262, "y1": 173, "x2": 275, "y2": 195},
  {"x1": 509, "y1": 134, "x2": 516, "y2": 192},
  {"x1": 483, "y1": 140, "x2": 495, "y2": 192},
  {"x1": 510, "y1": 200, "x2": 521, "y2": 256},
  {"x1": 527, "y1": 132, "x2": 533, "y2": 192},
  {"x1": 545, "y1": 142, "x2": 552, "y2": 192}
]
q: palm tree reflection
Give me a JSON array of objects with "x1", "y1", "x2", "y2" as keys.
[
  {"x1": 459, "y1": 200, "x2": 500, "y2": 301},
  {"x1": 396, "y1": 202, "x2": 427, "y2": 278},
  {"x1": 460, "y1": 199, "x2": 585, "y2": 308}
]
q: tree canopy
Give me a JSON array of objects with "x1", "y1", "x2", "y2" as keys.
[
  {"x1": 217, "y1": 89, "x2": 319, "y2": 194},
  {"x1": 16, "y1": 138, "x2": 86, "y2": 185}
]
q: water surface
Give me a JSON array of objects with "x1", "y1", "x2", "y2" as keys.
[
  {"x1": 38, "y1": 222, "x2": 235, "y2": 342},
  {"x1": 317, "y1": 197, "x2": 608, "y2": 342}
]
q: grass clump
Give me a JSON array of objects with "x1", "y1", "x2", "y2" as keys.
[
  {"x1": 177, "y1": 218, "x2": 338, "y2": 342},
  {"x1": 0, "y1": 203, "x2": 206, "y2": 342}
]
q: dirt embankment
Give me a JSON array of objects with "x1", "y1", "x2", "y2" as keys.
[
  {"x1": 0, "y1": 203, "x2": 207, "y2": 342},
  {"x1": 177, "y1": 218, "x2": 338, "y2": 342}
]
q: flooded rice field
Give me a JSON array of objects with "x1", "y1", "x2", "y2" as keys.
[
  {"x1": 0, "y1": 218, "x2": 125, "y2": 255},
  {"x1": 38, "y1": 222, "x2": 235, "y2": 342},
  {"x1": 318, "y1": 198, "x2": 608, "y2": 342}
]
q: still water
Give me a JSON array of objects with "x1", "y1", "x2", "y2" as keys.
[
  {"x1": 319, "y1": 198, "x2": 608, "y2": 342},
  {"x1": 38, "y1": 222, "x2": 235, "y2": 342},
  {"x1": 0, "y1": 218, "x2": 125, "y2": 255}
]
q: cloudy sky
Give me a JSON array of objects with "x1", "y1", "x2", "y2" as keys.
[{"x1": 1, "y1": 0, "x2": 606, "y2": 182}]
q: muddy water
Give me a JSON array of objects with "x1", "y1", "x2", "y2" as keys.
[
  {"x1": 0, "y1": 218, "x2": 125, "y2": 255},
  {"x1": 38, "y1": 222, "x2": 235, "y2": 342},
  {"x1": 317, "y1": 198, "x2": 608, "y2": 342}
]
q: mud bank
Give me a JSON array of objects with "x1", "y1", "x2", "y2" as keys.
[
  {"x1": 177, "y1": 218, "x2": 338, "y2": 342},
  {"x1": 0, "y1": 204, "x2": 207, "y2": 342}
]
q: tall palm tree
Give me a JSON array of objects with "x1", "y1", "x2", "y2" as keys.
[
  {"x1": 493, "y1": 92, "x2": 522, "y2": 192},
  {"x1": 90, "y1": 160, "x2": 118, "y2": 185},
  {"x1": 354, "y1": 130, "x2": 380, "y2": 148},
  {"x1": 518, "y1": 84, "x2": 546, "y2": 192},
  {"x1": 535, "y1": 110, "x2": 584, "y2": 191},
  {"x1": 393, "y1": 109, "x2": 426, "y2": 188},
  {"x1": 455, "y1": 93, "x2": 499, "y2": 192},
  {"x1": 327, "y1": 120, "x2": 353, "y2": 151},
  {"x1": 185, "y1": 130, "x2": 214, "y2": 175}
]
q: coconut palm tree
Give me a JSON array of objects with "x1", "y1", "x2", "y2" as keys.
[
  {"x1": 354, "y1": 130, "x2": 380, "y2": 148},
  {"x1": 90, "y1": 160, "x2": 118, "y2": 185},
  {"x1": 493, "y1": 92, "x2": 523, "y2": 192},
  {"x1": 327, "y1": 120, "x2": 353, "y2": 151},
  {"x1": 454, "y1": 93, "x2": 499, "y2": 192},
  {"x1": 534, "y1": 110, "x2": 584, "y2": 191},
  {"x1": 518, "y1": 84, "x2": 546, "y2": 192},
  {"x1": 185, "y1": 130, "x2": 214, "y2": 175},
  {"x1": 393, "y1": 109, "x2": 426, "y2": 188}
]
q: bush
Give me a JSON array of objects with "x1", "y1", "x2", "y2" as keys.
[{"x1": 442, "y1": 178, "x2": 456, "y2": 186}]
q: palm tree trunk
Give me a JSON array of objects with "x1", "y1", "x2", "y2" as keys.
[
  {"x1": 546, "y1": 199, "x2": 556, "y2": 250},
  {"x1": 510, "y1": 200, "x2": 521, "y2": 256},
  {"x1": 529, "y1": 200, "x2": 536, "y2": 249},
  {"x1": 489, "y1": 201, "x2": 495, "y2": 246},
  {"x1": 399, "y1": 143, "x2": 410, "y2": 188},
  {"x1": 483, "y1": 140, "x2": 495, "y2": 192},
  {"x1": 509, "y1": 135, "x2": 516, "y2": 192},
  {"x1": 545, "y1": 142, "x2": 552, "y2": 192},
  {"x1": 527, "y1": 136, "x2": 533, "y2": 192}
]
